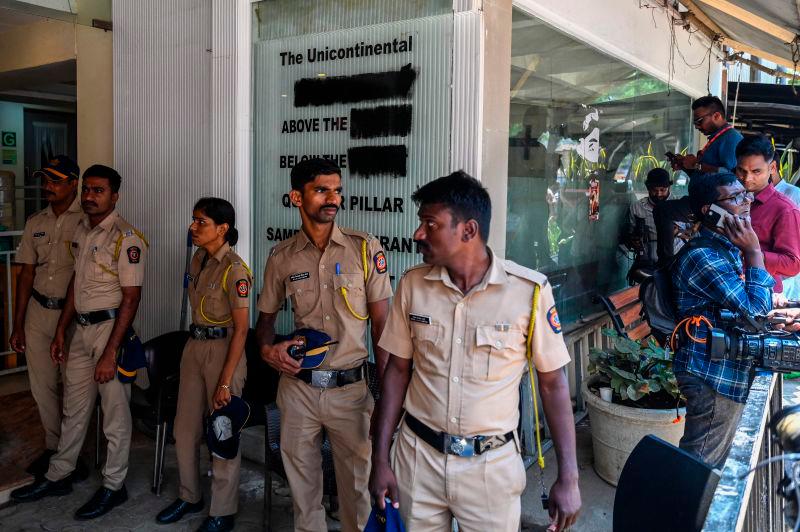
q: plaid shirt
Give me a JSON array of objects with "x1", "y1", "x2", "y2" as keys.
[{"x1": 672, "y1": 228, "x2": 774, "y2": 402}]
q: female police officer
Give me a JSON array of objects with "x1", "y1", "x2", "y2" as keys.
[{"x1": 156, "y1": 197, "x2": 252, "y2": 532}]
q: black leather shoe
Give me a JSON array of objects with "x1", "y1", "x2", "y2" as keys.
[
  {"x1": 25, "y1": 449, "x2": 56, "y2": 478},
  {"x1": 10, "y1": 477, "x2": 72, "y2": 502},
  {"x1": 74, "y1": 485, "x2": 128, "y2": 520},
  {"x1": 197, "y1": 515, "x2": 235, "y2": 532},
  {"x1": 156, "y1": 497, "x2": 204, "y2": 524}
]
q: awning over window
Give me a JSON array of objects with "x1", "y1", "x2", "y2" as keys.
[{"x1": 681, "y1": 0, "x2": 800, "y2": 70}]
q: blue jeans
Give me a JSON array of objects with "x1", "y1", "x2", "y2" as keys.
[{"x1": 676, "y1": 372, "x2": 746, "y2": 470}]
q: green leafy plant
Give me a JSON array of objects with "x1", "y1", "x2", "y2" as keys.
[{"x1": 588, "y1": 329, "x2": 682, "y2": 405}]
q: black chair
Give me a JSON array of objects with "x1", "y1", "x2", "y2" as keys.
[
  {"x1": 613, "y1": 435, "x2": 719, "y2": 532},
  {"x1": 263, "y1": 361, "x2": 380, "y2": 531},
  {"x1": 142, "y1": 330, "x2": 190, "y2": 495}
]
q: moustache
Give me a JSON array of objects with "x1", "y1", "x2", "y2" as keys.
[
  {"x1": 414, "y1": 240, "x2": 429, "y2": 250},
  {"x1": 82, "y1": 201, "x2": 97, "y2": 208},
  {"x1": 321, "y1": 204, "x2": 339, "y2": 211}
]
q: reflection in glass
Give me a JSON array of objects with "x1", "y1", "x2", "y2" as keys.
[{"x1": 506, "y1": 8, "x2": 692, "y2": 325}]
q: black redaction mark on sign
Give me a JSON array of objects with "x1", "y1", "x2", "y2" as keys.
[
  {"x1": 294, "y1": 64, "x2": 417, "y2": 107},
  {"x1": 350, "y1": 105, "x2": 412, "y2": 139},
  {"x1": 347, "y1": 145, "x2": 407, "y2": 178}
]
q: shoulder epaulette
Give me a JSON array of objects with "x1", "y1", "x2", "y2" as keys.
[
  {"x1": 268, "y1": 237, "x2": 295, "y2": 257},
  {"x1": 503, "y1": 260, "x2": 548, "y2": 286},
  {"x1": 225, "y1": 251, "x2": 253, "y2": 278},
  {"x1": 402, "y1": 262, "x2": 431, "y2": 277}
]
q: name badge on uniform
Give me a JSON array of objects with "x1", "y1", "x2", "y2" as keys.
[
  {"x1": 409, "y1": 313, "x2": 431, "y2": 325},
  {"x1": 33, "y1": 231, "x2": 46, "y2": 238},
  {"x1": 289, "y1": 272, "x2": 310, "y2": 282}
]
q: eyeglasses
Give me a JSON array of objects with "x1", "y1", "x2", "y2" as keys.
[
  {"x1": 693, "y1": 112, "x2": 713, "y2": 125},
  {"x1": 717, "y1": 190, "x2": 754, "y2": 205}
]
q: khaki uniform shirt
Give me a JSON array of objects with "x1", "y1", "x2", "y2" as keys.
[
  {"x1": 258, "y1": 224, "x2": 393, "y2": 370},
  {"x1": 189, "y1": 242, "x2": 252, "y2": 326},
  {"x1": 379, "y1": 251, "x2": 571, "y2": 436},
  {"x1": 73, "y1": 210, "x2": 147, "y2": 313},
  {"x1": 16, "y1": 198, "x2": 83, "y2": 298}
]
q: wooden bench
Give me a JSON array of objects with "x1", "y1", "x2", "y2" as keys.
[{"x1": 596, "y1": 285, "x2": 651, "y2": 341}]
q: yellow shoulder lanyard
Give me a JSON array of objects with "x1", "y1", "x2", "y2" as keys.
[
  {"x1": 526, "y1": 283, "x2": 549, "y2": 506},
  {"x1": 338, "y1": 239, "x2": 370, "y2": 321},
  {"x1": 198, "y1": 257, "x2": 253, "y2": 326},
  {"x1": 93, "y1": 228, "x2": 151, "y2": 278}
]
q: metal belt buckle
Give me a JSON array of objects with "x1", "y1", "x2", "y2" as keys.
[
  {"x1": 77, "y1": 314, "x2": 88, "y2": 326},
  {"x1": 447, "y1": 435, "x2": 474, "y2": 457},
  {"x1": 45, "y1": 298, "x2": 57, "y2": 309},
  {"x1": 311, "y1": 370, "x2": 335, "y2": 388},
  {"x1": 192, "y1": 328, "x2": 205, "y2": 340}
]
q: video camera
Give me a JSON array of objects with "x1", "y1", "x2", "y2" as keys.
[{"x1": 708, "y1": 310, "x2": 800, "y2": 373}]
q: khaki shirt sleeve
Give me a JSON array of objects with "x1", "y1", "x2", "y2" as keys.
[
  {"x1": 365, "y1": 237, "x2": 393, "y2": 302},
  {"x1": 118, "y1": 234, "x2": 147, "y2": 287},
  {"x1": 16, "y1": 218, "x2": 38, "y2": 265},
  {"x1": 225, "y1": 262, "x2": 253, "y2": 310},
  {"x1": 377, "y1": 274, "x2": 413, "y2": 359},
  {"x1": 531, "y1": 281, "x2": 571, "y2": 372},
  {"x1": 257, "y1": 251, "x2": 285, "y2": 314}
]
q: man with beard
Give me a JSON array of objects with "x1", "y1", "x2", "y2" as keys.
[
  {"x1": 10, "y1": 156, "x2": 85, "y2": 479},
  {"x1": 655, "y1": 96, "x2": 744, "y2": 264},
  {"x1": 624, "y1": 168, "x2": 675, "y2": 282},
  {"x1": 12, "y1": 165, "x2": 148, "y2": 521},
  {"x1": 370, "y1": 171, "x2": 581, "y2": 531},
  {"x1": 672, "y1": 172, "x2": 772, "y2": 468},
  {"x1": 256, "y1": 158, "x2": 392, "y2": 531}
]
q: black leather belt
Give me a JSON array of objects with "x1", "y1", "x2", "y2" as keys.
[
  {"x1": 76, "y1": 308, "x2": 118, "y2": 326},
  {"x1": 189, "y1": 324, "x2": 228, "y2": 340},
  {"x1": 295, "y1": 363, "x2": 365, "y2": 389},
  {"x1": 32, "y1": 289, "x2": 65, "y2": 310},
  {"x1": 404, "y1": 414, "x2": 514, "y2": 457}
]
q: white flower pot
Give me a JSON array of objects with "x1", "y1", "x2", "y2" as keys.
[{"x1": 582, "y1": 377, "x2": 686, "y2": 486}]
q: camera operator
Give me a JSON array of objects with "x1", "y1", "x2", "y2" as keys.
[{"x1": 672, "y1": 171, "x2": 774, "y2": 469}]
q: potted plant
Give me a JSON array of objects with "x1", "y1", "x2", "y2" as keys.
[{"x1": 582, "y1": 329, "x2": 686, "y2": 486}]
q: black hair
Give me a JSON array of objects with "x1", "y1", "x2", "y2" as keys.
[
  {"x1": 290, "y1": 158, "x2": 341, "y2": 191},
  {"x1": 84, "y1": 164, "x2": 122, "y2": 193},
  {"x1": 193, "y1": 197, "x2": 238, "y2": 246},
  {"x1": 688, "y1": 172, "x2": 738, "y2": 219},
  {"x1": 735, "y1": 134, "x2": 775, "y2": 163},
  {"x1": 411, "y1": 171, "x2": 492, "y2": 242},
  {"x1": 692, "y1": 95, "x2": 725, "y2": 116}
]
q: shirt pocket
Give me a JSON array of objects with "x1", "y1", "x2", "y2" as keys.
[
  {"x1": 33, "y1": 234, "x2": 52, "y2": 264},
  {"x1": 90, "y1": 249, "x2": 118, "y2": 282},
  {"x1": 471, "y1": 325, "x2": 526, "y2": 382},
  {"x1": 198, "y1": 284, "x2": 232, "y2": 324},
  {"x1": 410, "y1": 319, "x2": 444, "y2": 373},
  {"x1": 333, "y1": 273, "x2": 366, "y2": 317},
  {"x1": 286, "y1": 277, "x2": 317, "y2": 320}
]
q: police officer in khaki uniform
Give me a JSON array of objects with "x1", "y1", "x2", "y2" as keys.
[
  {"x1": 371, "y1": 172, "x2": 582, "y2": 532},
  {"x1": 257, "y1": 158, "x2": 393, "y2": 532},
  {"x1": 10, "y1": 156, "x2": 84, "y2": 478},
  {"x1": 11, "y1": 165, "x2": 147, "y2": 522},
  {"x1": 156, "y1": 197, "x2": 251, "y2": 532}
]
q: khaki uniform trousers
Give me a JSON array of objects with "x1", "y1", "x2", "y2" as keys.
[
  {"x1": 46, "y1": 320, "x2": 132, "y2": 490},
  {"x1": 24, "y1": 301, "x2": 64, "y2": 451},
  {"x1": 276, "y1": 373, "x2": 373, "y2": 532},
  {"x1": 174, "y1": 337, "x2": 247, "y2": 517},
  {"x1": 391, "y1": 421, "x2": 527, "y2": 532}
]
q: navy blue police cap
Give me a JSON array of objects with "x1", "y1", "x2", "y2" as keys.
[
  {"x1": 206, "y1": 395, "x2": 250, "y2": 460},
  {"x1": 116, "y1": 328, "x2": 147, "y2": 383},
  {"x1": 286, "y1": 328, "x2": 337, "y2": 369},
  {"x1": 364, "y1": 501, "x2": 406, "y2": 532},
  {"x1": 33, "y1": 155, "x2": 80, "y2": 182}
]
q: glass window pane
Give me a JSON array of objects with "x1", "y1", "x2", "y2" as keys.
[{"x1": 507, "y1": 8, "x2": 691, "y2": 325}]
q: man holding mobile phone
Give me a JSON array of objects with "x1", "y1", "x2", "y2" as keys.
[
  {"x1": 671, "y1": 172, "x2": 773, "y2": 469},
  {"x1": 654, "y1": 96, "x2": 744, "y2": 265}
]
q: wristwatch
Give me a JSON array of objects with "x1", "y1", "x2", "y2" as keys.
[{"x1": 218, "y1": 384, "x2": 231, "y2": 391}]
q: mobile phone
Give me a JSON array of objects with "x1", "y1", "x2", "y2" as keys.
[{"x1": 706, "y1": 203, "x2": 729, "y2": 228}]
